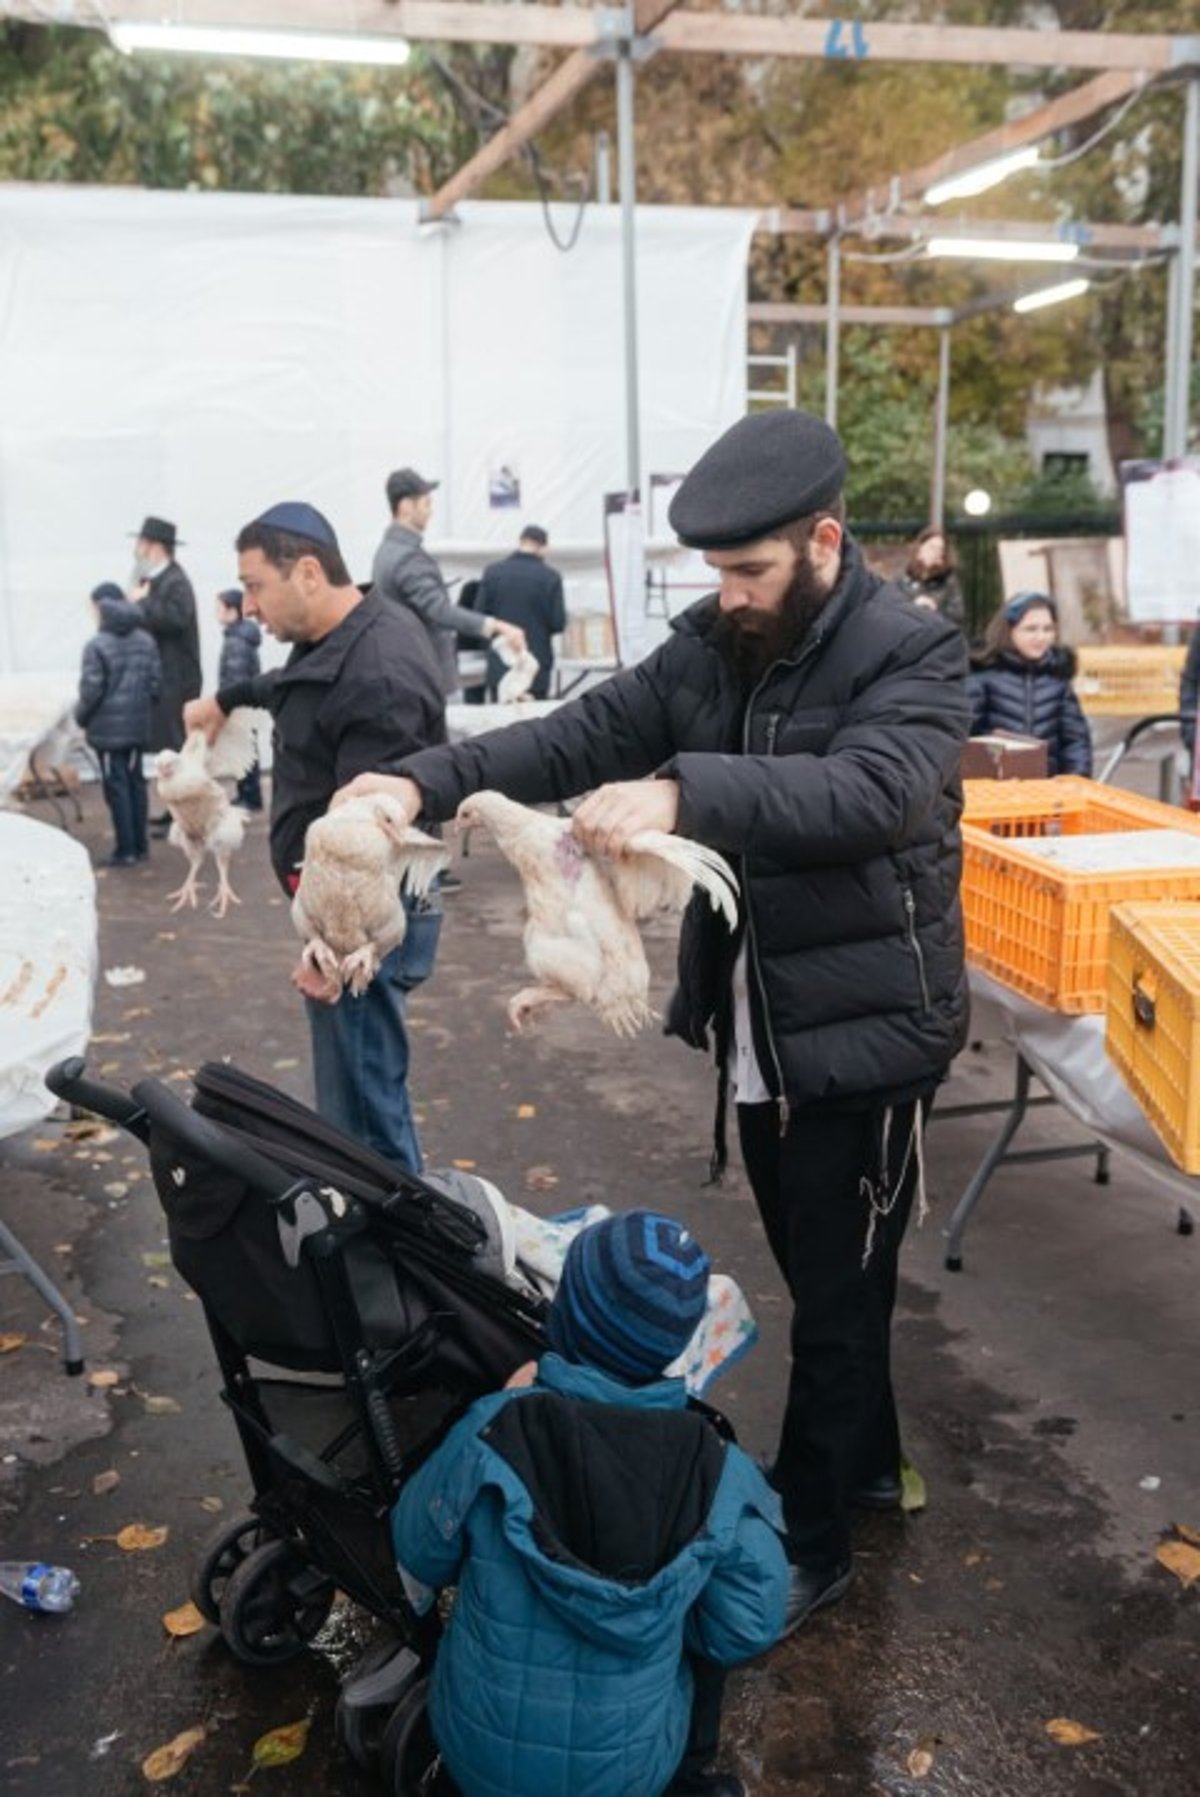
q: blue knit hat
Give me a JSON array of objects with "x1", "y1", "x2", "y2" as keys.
[
  {"x1": 1004, "y1": 589, "x2": 1056, "y2": 625},
  {"x1": 546, "y1": 1211, "x2": 710, "y2": 1384}
]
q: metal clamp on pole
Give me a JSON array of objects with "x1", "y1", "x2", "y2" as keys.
[{"x1": 590, "y1": 7, "x2": 660, "y2": 64}]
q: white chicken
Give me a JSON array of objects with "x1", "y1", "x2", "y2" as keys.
[
  {"x1": 155, "y1": 709, "x2": 263, "y2": 918},
  {"x1": 491, "y1": 638, "x2": 542, "y2": 704},
  {"x1": 292, "y1": 794, "x2": 450, "y2": 998},
  {"x1": 454, "y1": 790, "x2": 739, "y2": 1036}
]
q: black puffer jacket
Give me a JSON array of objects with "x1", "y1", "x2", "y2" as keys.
[
  {"x1": 400, "y1": 539, "x2": 971, "y2": 1110},
  {"x1": 76, "y1": 595, "x2": 162, "y2": 750},
  {"x1": 218, "y1": 616, "x2": 262, "y2": 688},
  {"x1": 967, "y1": 648, "x2": 1092, "y2": 776}
]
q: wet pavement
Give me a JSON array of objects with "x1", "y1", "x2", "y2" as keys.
[{"x1": 1, "y1": 784, "x2": 1198, "y2": 1796}]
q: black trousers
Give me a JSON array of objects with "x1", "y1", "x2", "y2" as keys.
[
  {"x1": 737, "y1": 1097, "x2": 927, "y2": 1567},
  {"x1": 98, "y1": 747, "x2": 148, "y2": 859}
]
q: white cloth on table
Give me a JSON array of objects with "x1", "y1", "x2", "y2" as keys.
[
  {"x1": 0, "y1": 671, "x2": 79, "y2": 804},
  {"x1": 0, "y1": 813, "x2": 97, "y2": 1138}
]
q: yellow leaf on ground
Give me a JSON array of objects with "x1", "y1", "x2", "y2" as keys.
[
  {"x1": 525, "y1": 1165, "x2": 559, "y2": 1191},
  {"x1": 30, "y1": 1138, "x2": 58, "y2": 1152},
  {"x1": 516, "y1": 1104, "x2": 537, "y2": 1119},
  {"x1": 906, "y1": 1743, "x2": 936, "y2": 1778},
  {"x1": 452, "y1": 1158, "x2": 477, "y2": 1170},
  {"x1": 64, "y1": 1119, "x2": 116, "y2": 1143},
  {"x1": 142, "y1": 1395, "x2": 182, "y2": 1415},
  {"x1": 142, "y1": 1725, "x2": 206, "y2": 1781},
  {"x1": 162, "y1": 1601, "x2": 206, "y2": 1638},
  {"x1": 88, "y1": 1369, "x2": 121, "y2": 1388},
  {"x1": 117, "y1": 1523, "x2": 169, "y2": 1551},
  {"x1": 199, "y1": 1495, "x2": 224, "y2": 1514},
  {"x1": 1172, "y1": 1522, "x2": 1200, "y2": 1548},
  {"x1": 92, "y1": 1469, "x2": 120, "y2": 1496},
  {"x1": 1156, "y1": 1539, "x2": 1200, "y2": 1587},
  {"x1": 900, "y1": 1457, "x2": 927, "y2": 1513},
  {"x1": 1045, "y1": 1718, "x2": 1101, "y2": 1746},
  {"x1": 0, "y1": 1333, "x2": 27, "y2": 1354},
  {"x1": 251, "y1": 1718, "x2": 311, "y2": 1768}
]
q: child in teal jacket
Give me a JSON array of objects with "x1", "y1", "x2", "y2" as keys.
[{"x1": 392, "y1": 1210, "x2": 789, "y2": 1797}]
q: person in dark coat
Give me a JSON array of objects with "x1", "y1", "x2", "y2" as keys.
[
  {"x1": 968, "y1": 591, "x2": 1092, "y2": 776},
  {"x1": 215, "y1": 587, "x2": 263, "y2": 812},
  {"x1": 184, "y1": 503, "x2": 447, "y2": 1171},
  {"x1": 481, "y1": 524, "x2": 568, "y2": 699},
  {"x1": 129, "y1": 515, "x2": 202, "y2": 835},
  {"x1": 332, "y1": 409, "x2": 972, "y2": 1634},
  {"x1": 1178, "y1": 626, "x2": 1200, "y2": 776},
  {"x1": 371, "y1": 468, "x2": 526, "y2": 697},
  {"x1": 897, "y1": 524, "x2": 965, "y2": 628},
  {"x1": 75, "y1": 582, "x2": 162, "y2": 867},
  {"x1": 393, "y1": 1210, "x2": 788, "y2": 1797}
]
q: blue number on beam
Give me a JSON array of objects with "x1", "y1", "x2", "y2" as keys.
[{"x1": 824, "y1": 19, "x2": 870, "y2": 59}]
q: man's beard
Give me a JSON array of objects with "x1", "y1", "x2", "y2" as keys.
[{"x1": 716, "y1": 552, "x2": 833, "y2": 690}]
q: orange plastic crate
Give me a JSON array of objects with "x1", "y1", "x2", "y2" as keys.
[
  {"x1": 1107, "y1": 902, "x2": 1200, "y2": 1173},
  {"x1": 1073, "y1": 644, "x2": 1187, "y2": 717},
  {"x1": 961, "y1": 779, "x2": 1200, "y2": 1012}
]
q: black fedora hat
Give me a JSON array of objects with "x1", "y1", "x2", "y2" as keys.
[{"x1": 130, "y1": 515, "x2": 183, "y2": 550}]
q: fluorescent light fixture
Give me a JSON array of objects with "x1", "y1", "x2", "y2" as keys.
[
  {"x1": 925, "y1": 147, "x2": 1041, "y2": 207},
  {"x1": 1013, "y1": 277, "x2": 1091, "y2": 314},
  {"x1": 108, "y1": 22, "x2": 411, "y2": 67},
  {"x1": 926, "y1": 236, "x2": 1080, "y2": 264}
]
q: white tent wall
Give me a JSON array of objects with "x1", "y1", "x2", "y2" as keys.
[{"x1": 0, "y1": 185, "x2": 755, "y2": 683}]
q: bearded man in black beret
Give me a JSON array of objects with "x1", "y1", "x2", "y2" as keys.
[{"x1": 333, "y1": 409, "x2": 971, "y2": 1650}]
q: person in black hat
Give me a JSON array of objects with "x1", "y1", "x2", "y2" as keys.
[
  {"x1": 332, "y1": 408, "x2": 971, "y2": 1630},
  {"x1": 183, "y1": 501, "x2": 447, "y2": 1171},
  {"x1": 372, "y1": 467, "x2": 527, "y2": 699},
  {"x1": 479, "y1": 523, "x2": 567, "y2": 700},
  {"x1": 392, "y1": 1210, "x2": 788, "y2": 1797},
  {"x1": 128, "y1": 514, "x2": 202, "y2": 830}
]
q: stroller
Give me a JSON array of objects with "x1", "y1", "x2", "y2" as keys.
[{"x1": 46, "y1": 1055, "x2": 549, "y2": 1792}]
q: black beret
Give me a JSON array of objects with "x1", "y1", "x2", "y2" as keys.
[{"x1": 668, "y1": 409, "x2": 847, "y2": 549}]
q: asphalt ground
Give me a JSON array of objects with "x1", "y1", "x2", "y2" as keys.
[{"x1": 1, "y1": 781, "x2": 1198, "y2": 1797}]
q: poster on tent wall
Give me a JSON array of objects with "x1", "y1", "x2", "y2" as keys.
[
  {"x1": 1121, "y1": 459, "x2": 1200, "y2": 622},
  {"x1": 0, "y1": 188, "x2": 756, "y2": 680},
  {"x1": 603, "y1": 492, "x2": 650, "y2": 666}
]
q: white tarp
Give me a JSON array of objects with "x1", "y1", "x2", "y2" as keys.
[
  {"x1": 0, "y1": 185, "x2": 754, "y2": 684},
  {"x1": 0, "y1": 813, "x2": 96, "y2": 1138}
]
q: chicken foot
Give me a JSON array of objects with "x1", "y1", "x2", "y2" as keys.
[{"x1": 507, "y1": 984, "x2": 573, "y2": 1032}]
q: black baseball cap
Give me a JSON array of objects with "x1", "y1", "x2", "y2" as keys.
[{"x1": 386, "y1": 467, "x2": 439, "y2": 508}]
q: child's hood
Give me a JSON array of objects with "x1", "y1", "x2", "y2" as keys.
[
  {"x1": 226, "y1": 616, "x2": 262, "y2": 648},
  {"x1": 97, "y1": 593, "x2": 145, "y2": 637}
]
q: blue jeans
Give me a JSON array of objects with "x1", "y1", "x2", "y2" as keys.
[
  {"x1": 99, "y1": 747, "x2": 148, "y2": 859},
  {"x1": 304, "y1": 897, "x2": 442, "y2": 1172}
]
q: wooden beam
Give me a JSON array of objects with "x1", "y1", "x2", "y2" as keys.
[
  {"x1": 751, "y1": 302, "x2": 951, "y2": 328},
  {"x1": 655, "y1": 14, "x2": 1177, "y2": 75},
  {"x1": 834, "y1": 69, "x2": 1150, "y2": 231},
  {"x1": 756, "y1": 209, "x2": 1169, "y2": 255},
  {"x1": 424, "y1": 0, "x2": 681, "y2": 221}
]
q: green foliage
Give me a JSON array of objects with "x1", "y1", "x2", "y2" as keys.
[{"x1": 0, "y1": 24, "x2": 468, "y2": 194}]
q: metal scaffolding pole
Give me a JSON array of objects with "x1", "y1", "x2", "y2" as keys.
[
  {"x1": 1166, "y1": 75, "x2": 1199, "y2": 459},
  {"x1": 616, "y1": 37, "x2": 641, "y2": 494},
  {"x1": 825, "y1": 234, "x2": 841, "y2": 430},
  {"x1": 930, "y1": 326, "x2": 952, "y2": 529}
]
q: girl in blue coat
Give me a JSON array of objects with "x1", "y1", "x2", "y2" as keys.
[
  {"x1": 391, "y1": 1211, "x2": 789, "y2": 1797},
  {"x1": 968, "y1": 590, "x2": 1092, "y2": 776}
]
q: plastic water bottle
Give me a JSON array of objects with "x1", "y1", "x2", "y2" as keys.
[{"x1": 0, "y1": 1562, "x2": 80, "y2": 1614}]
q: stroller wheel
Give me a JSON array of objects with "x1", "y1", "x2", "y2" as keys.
[
  {"x1": 380, "y1": 1678, "x2": 445, "y2": 1795},
  {"x1": 190, "y1": 1512, "x2": 271, "y2": 1625},
  {"x1": 217, "y1": 1539, "x2": 335, "y2": 1665}
]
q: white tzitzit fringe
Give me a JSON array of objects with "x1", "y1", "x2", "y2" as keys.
[{"x1": 860, "y1": 1103, "x2": 928, "y2": 1269}]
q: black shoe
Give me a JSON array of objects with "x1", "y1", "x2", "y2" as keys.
[
  {"x1": 853, "y1": 1473, "x2": 903, "y2": 1511},
  {"x1": 102, "y1": 852, "x2": 139, "y2": 868},
  {"x1": 779, "y1": 1557, "x2": 853, "y2": 1639},
  {"x1": 667, "y1": 1774, "x2": 746, "y2": 1797}
]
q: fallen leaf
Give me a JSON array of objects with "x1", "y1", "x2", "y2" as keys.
[
  {"x1": 251, "y1": 1718, "x2": 310, "y2": 1768},
  {"x1": 104, "y1": 965, "x2": 146, "y2": 987},
  {"x1": 141, "y1": 1725, "x2": 206, "y2": 1781},
  {"x1": 122, "y1": 1006, "x2": 151, "y2": 1019},
  {"x1": 516, "y1": 1103, "x2": 537, "y2": 1119},
  {"x1": 0, "y1": 1333, "x2": 27, "y2": 1354},
  {"x1": 117, "y1": 1523, "x2": 169, "y2": 1551},
  {"x1": 1155, "y1": 1539, "x2": 1200, "y2": 1587},
  {"x1": 199, "y1": 1495, "x2": 224, "y2": 1514},
  {"x1": 92, "y1": 1469, "x2": 121, "y2": 1496},
  {"x1": 146, "y1": 1276, "x2": 170, "y2": 1290},
  {"x1": 452, "y1": 1158, "x2": 477, "y2": 1170},
  {"x1": 141, "y1": 1394, "x2": 182, "y2": 1416},
  {"x1": 900, "y1": 1457, "x2": 927, "y2": 1513},
  {"x1": 906, "y1": 1742, "x2": 936, "y2": 1778},
  {"x1": 963, "y1": 1551, "x2": 984, "y2": 1568},
  {"x1": 1172, "y1": 1522, "x2": 1200, "y2": 1548},
  {"x1": 525, "y1": 1165, "x2": 559, "y2": 1191},
  {"x1": 103, "y1": 1182, "x2": 129, "y2": 1199},
  {"x1": 155, "y1": 932, "x2": 177, "y2": 942},
  {"x1": 88, "y1": 1369, "x2": 121, "y2": 1389},
  {"x1": 53, "y1": 1242, "x2": 72, "y2": 1255},
  {"x1": 271, "y1": 1058, "x2": 299, "y2": 1070},
  {"x1": 1045, "y1": 1718, "x2": 1101, "y2": 1746},
  {"x1": 141, "y1": 1251, "x2": 172, "y2": 1268},
  {"x1": 30, "y1": 1138, "x2": 58, "y2": 1152},
  {"x1": 162, "y1": 1601, "x2": 206, "y2": 1639},
  {"x1": 64, "y1": 1119, "x2": 116, "y2": 1144},
  {"x1": 91, "y1": 1032, "x2": 131, "y2": 1045}
]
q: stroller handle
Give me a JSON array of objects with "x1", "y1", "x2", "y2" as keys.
[
  {"x1": 46, "y1": 1057, "x2": 150, "y2": 1138},
  {"x1": 130, "y1": 1076, "x2": 299, "y2": 1202}
]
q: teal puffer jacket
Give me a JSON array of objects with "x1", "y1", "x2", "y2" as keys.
[{"x1": 391, "y1": 1353, "x2": 789, "y2": 1797}]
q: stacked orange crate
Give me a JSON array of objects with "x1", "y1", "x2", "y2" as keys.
[{"x1": 1107, "y1": 902, "x2": 1200, "y2": 1173}]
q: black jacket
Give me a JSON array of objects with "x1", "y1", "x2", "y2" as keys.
[
  {"x1": 218, "y1": 617, "x2": 262, "y2": 689},
  {"x1": 218, "y1": 591, "x2": 446, "y2": 892},
  {"x1": 137, "y1": 560, "x2": 202, "y2": 753},
  {"x1": 898, "y1": 568, "x2": 964, "y2": 628},
  {"x1": 1180, "y1": 631, "x2": 1200, "y2": 754},
  {"x1": 400, "y1": 539, "x2": 971, "y2": 1110},
  {"x1": 76, "y1": 595, "x2": 162, "y2": 751},
  {"x1": 481, "y1": 551, "x2": 567, "y2": 698},
  {"x1": 968, "y1": 648, "x2": 1092, "y2": 776}
]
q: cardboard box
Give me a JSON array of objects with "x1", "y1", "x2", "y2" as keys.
[{"x1": 960, "y1": 733, "x2": 1049, "y2": 781}]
